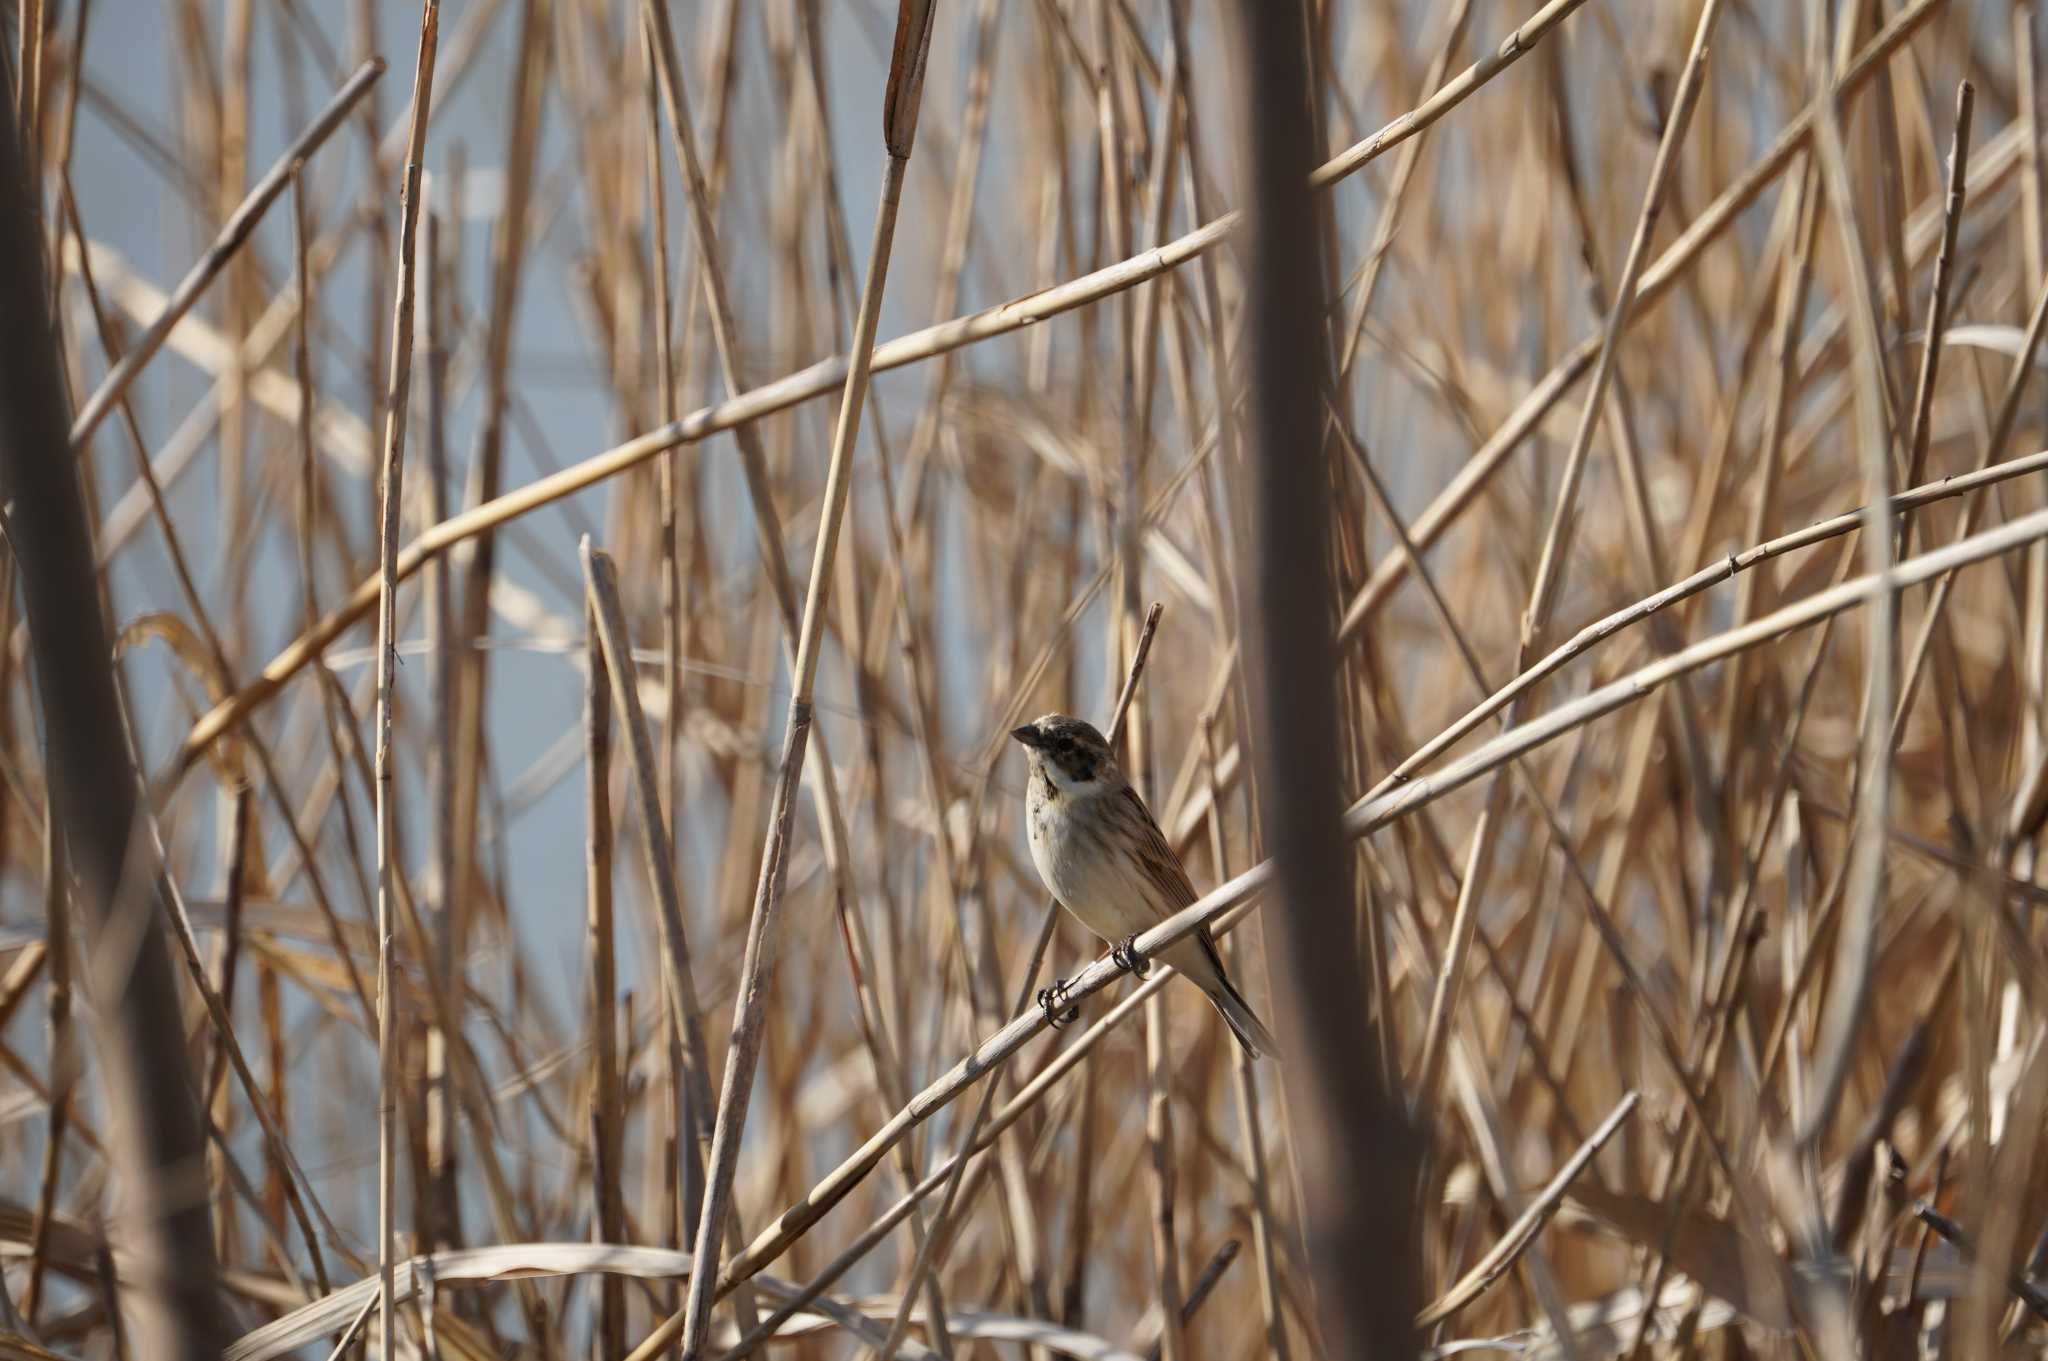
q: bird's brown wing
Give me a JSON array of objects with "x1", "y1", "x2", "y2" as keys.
[
  {"x1": 1116, "y1": 787, "x2": 1243, "y2": 985},
  {"x1": 1117, "y1": 785, "x2": 1198, "y2": 908}
]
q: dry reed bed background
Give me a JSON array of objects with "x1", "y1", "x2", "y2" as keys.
[{"x1": 2, "y1": 0, "x2": 2047, "y2": 1358}]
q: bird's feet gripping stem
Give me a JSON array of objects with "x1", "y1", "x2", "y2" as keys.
[
  {"x1": 1037, "y1": 978, "x2": 1080, "y2": 1029},
  {"x1": 1112, "y1": 935, "x2": 1150, "y2": 978}
]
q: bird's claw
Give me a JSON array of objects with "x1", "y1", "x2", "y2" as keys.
[
  {"x1": 1037, "y1": 979, "x2": 1080, "y2": 1029},
  {"x1": 1112, "y1": 935, "x2": 1150, "y2": 978}
]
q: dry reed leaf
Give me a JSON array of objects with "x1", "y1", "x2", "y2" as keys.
[
  {"x1": 1427, "y1": 1281, "x2": 1741, "y2": 1361},
  {"x1": 175, "y1": 898, "x2": 370, "y2": 950},
  {"x1": 244, "y1": 936, "x2": 375, "y2": 1026},
  {"x1": 114, "y1": 610, "x2": 243, "y2": 785},
  {"x1": 1916, "y1": 323, "x2": 2048, "y2": 366},
  {"x1": 0, "y1": 1200, "x2": 103, "y2": 1277},
  {"x1": 0, "y1": 943, "x2": 47, "y2": 1032},
  {"x1": 18, "y1": 3, "x2": 2044, "y2": 1358},
  {"x1": 1420, "y1": 1091, "x2": 1640, "y2": 1327},
  {"x1": 226, "y1": 1245, "x2": 711, "y2": 1361},
  {"x1": 774, "y1": 1301, "x2": 1144, "y2": 1361},
  {"x1": 1565, "y1": 1183, "x2": 1798, "y2": 1331},
  {"x1": 226, "y1": 1241, "x2": 1129, "y2": 1361}
]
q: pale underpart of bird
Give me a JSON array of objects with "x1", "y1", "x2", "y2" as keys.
[{"x1": 1011, "y1": 712, "x2": 1281, "y2": 1060}]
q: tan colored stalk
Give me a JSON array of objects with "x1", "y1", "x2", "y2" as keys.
[
  {"x1": 372, "y1": 5, "x2": 439, "y2": 1349},
  {"x1": 172, "y1": 0, "x2": 1601, "y2": 783},
  {"x1": 660, "y1": 9, "x2": 937, "y2": 1358},
  {"x1": 583, "y1": 586, "x2": 623, "y2": 1357},
  {"x1": 1412, "y1": 0, "x2": 1727, "y2": 1122},
  {"x1": 68, "y1": 58, "x2": 384, "y2": 451},
  {"x1": 706, "y1": 601, "x2": 1167, "y2": 1361},
  {"x1": 579, "y1": 542, "x2": 719, "y2": 1234},
  {"x1": 690, "y1": 481, "x2": 2048, "y2": 1311}
]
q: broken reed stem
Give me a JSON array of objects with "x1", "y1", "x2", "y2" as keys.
[
  {"x1": 1901, "y1": 81, "x2": 1977, "y2": 506},
  {"x1": 372, "y1": 5, "x2": 439, "y2": 1350},
  {"x1": 580, "y1": 534, "x2": 740, "y2": 1361},
  {"x1": 579, "y1": 541, "x2": 719, "y2": 1226},
  {"x1": 583, "y1": 586, "x2": 623, "y2": 1359},
  {"x1": 663, "y1": 7, "x2": 935, "y2": 1355}
]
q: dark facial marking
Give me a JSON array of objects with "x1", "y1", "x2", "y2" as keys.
[
  {"x1": 1038, "y1": 719, "x2": 1105, "y2": 783},
  {"x1": 1051, "y1": 733, "x2": 1099, "y2": 782}
]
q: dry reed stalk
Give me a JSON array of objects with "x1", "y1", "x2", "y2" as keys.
[
  {"x1": 580, "y1": 542, "x2": 720, "y2": 1226},
  {"x1": 1903, "y1": 83, "x2": 1979, "y2": 505},
  {"x1": 701, "y1": 601, "x2": 1167, "y2": 1361},
  {"x1": 168, "y1": 0, "x2": 1610, "y2": 783},
  {"x1": 641, "y1": 22, "x2": 689, "y2": 1335},
  {"x1": 660, "y1": 5, "x2": 937, "y2": 1357},
  {"x1": 1799, "y1": 0, "x2": 1904, "y2": 1183},
  {"x1": 0, "y1": 67, "x2": 230, "y2": 1361},
  {"x1": 441, "y1": 0, "x2": 544, "y2": 1072},
  {"x1": 1231, "y1": 3, "x2": 1423, "y2": 1354},
  {"x1": 21, "y1": 794, "x2": 72, "y2": 1328},
  {"x1": 677, "y1": 489, "x2": 2048, "y2": 1277},
  {"x1": 635, "y1": 33, "x2": 872, "y2": 1326},
  {"x1": 370, "y1": 4, "x2": 438, "y2": 1353},
  {"x1": 583, "y1": 584, "x2": 622, "y2": 1357},
  {"x1": 845, "y1": 24, "x2": 1020, "y2": 1324},
  {"x1": 68, "y1": 57, "x2": 383, "y2": 451},
  {"x1": 638, "y1": 0, "x2": 799, "y2": 636},
  {"x1": 418, "y1": 198, "x2": 461, "y2": 1261},
  {"x1": 26, "y1": 4, "x2": 2048, "y2": 1359},
  {"x1": 1414, "y1": 0, "x2": 1723, "y2": 1125}
]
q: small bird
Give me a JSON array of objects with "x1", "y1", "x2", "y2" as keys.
[{"x1": 1012, "y1": 712, "x2": 1280, "y2": 1060}]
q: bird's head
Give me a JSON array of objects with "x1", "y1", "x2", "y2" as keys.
[{"x1": 1010, "y1": 713, "x2": 1117, "y2": 795}]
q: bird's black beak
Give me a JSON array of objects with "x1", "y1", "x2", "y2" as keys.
[{"x1": 1010, "y1": 725, "x2": 1043, "y2": 749}]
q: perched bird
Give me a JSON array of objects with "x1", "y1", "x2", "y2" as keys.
[{"x1": 1012, "y1": 712, "x2": 1280, "y2": 1059}]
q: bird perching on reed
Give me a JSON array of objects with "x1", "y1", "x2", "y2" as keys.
[{"x1": 1012, "y1": 713, "x2": 1280, "y2": 1059}]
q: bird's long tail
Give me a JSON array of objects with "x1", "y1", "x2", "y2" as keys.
[{"x1": 1204, "y1": 973, "x2": 1281, "y2": 1061}]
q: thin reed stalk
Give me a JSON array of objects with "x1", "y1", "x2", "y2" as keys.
[
  {"x1": 26, "y1": 7, "x2": 2048, "y2": 1361},
  {"x1": 371, "y1": 4, "x2": 439, "y2": 1349}
]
